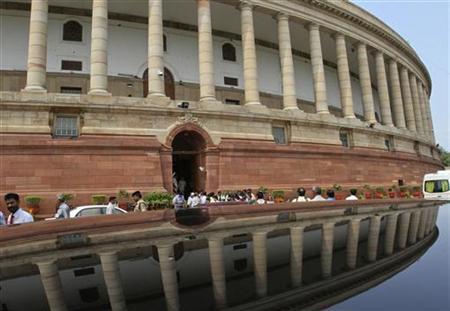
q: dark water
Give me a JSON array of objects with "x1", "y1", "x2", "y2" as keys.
[
  {"x1": 332, "y1": 203, "x2": 450, "y2": 311},
  {"x1": 0, "y1": 204, "x2": 448, "y2": 311}
]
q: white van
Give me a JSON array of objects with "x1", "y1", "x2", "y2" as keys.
[{"x1": 423, "y1": 170, "x2": 450, "y2": 200}]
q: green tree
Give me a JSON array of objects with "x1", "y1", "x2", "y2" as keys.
[{"x1": 438, "y1": 146, "x2": 450, "y2": 167}]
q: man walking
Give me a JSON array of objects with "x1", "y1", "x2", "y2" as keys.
[
  {"x1": 4, "y1": 193, "x2": 34, "y2": 224},
  {"x1": 55, "y1": 194, "x2": 71, "y2": 219}
]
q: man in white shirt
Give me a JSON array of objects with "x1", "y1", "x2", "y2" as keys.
[
  {"x1": 4, "y1": 193, "x2": 34, "y2": 225},
  {"x1": 0, "y1": 211, "x2": 5, "y2": 225},
  {"x1": 55, "y1": 194, "x2": 71, "y2": 219},
  {"x1": 310, "y1": 187, "x2": 326, "y2": 201},
  {"x1": 187, "y1": 192, "x2": 200, "y2": 208},
  {"x1": 106, "y1": 196, "x2": 118, "y2": 215},
  {"x1": 346, "y1": 189, "x2": 359, "y2": 201},
  {"x1": 199, "y1": 192, "x2": 208, "y2": 205},
  {"x1": 172, "y1": 192, "x2": 185, "y2": 209}
]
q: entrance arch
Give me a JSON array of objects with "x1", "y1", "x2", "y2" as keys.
[
  {"x1": 171, "y1": 130, "x2": 207, "y2": 195},
  {"x1": 142, "y1": 67, "x2": 175, "y2": 99}
]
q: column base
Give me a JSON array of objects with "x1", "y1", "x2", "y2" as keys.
[
  {"x1": 147, "y1": 93, "x2": 171, "y2": 106},
  {"x1": 245, "y1": 101, "x2": 262, "y2": 106},
  {"x1": 317, "y1": 110, "x2": 330, "y2": 115},
  {"x1": 21, "y1": 86, "x2": 47, "y2": 93},
  {"x1": 283, "y1": 106, "x2": 300, "y2": 111},
  {"x1": 200, "y1": 96, "x2": 217, "y2": 102},
  {"x1": 344, "y1": 114, "x2": 356, "y2": 119},
  {"x1": 88, "y1": 89, "x2": 111, "y2": 96}
]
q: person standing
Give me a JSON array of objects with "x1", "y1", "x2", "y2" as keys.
[
  {"x1": 172, "y1": 191, "x2": 185, "y2": 210},
  {"x1": 55, "y1": 194, "x2": 70, "y2": 219},
  {"x1": 0, "y1": 211, "x2": 5, "y2": 225},
  {"x1": 4, "y1": 193, "x2": 33, "y2": 224},
  {"x1": 310, "y1": 187, "x2": 326, "y2": 201},
  {"x1": 132, "y1": 191, "x2": 148, "y2": 212},
  {"x1": 106, "y1": 196, "x2": 118, "y2": 215},
  {"x1": 178, "y1": 177, "x2": 187, "y2": 197},
  {"x1": 346, "y1": 189, "x2": 359, "y2": 200},
  {"x1": 292, "y1": 187, "x2": 309, "y2": 202}
]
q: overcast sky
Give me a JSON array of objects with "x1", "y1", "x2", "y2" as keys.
[{"x1": 353, "y1": 0, "x2": 449, "y2": 150}]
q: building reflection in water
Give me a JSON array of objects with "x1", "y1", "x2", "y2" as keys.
[{"x1": 0, "y1": 202, "x2": 441, "y2": 311}]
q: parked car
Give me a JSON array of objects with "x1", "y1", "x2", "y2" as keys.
[
  {"x1": 423, "y1": 170, "x2": 450, "y2": 200},
  {"x1": 45, "y1": 205, "x2": 127, "y2": 220}
]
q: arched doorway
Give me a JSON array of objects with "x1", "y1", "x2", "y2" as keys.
[
  {"x1": 172, "y1": 130, "x2": 206, "y2": 196},
  {"x1": 143, "y1": 67, "x2": 175, "y2": 99}
]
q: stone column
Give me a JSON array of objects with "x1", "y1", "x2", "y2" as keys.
[
  {"x1": 147, "y1": 0, "x2": 165, "y2": 97},
  {"x1": 276, "y1": 13, "x2": 299, "y2": 110},
  {"x1": 308, "y1": 23, "x2": 329, "y2": 114},
  {"x1": 397, "y1": 212, "x2": 411, "y2": 250},
  {"x1": 417, "y1": 209, "x2": 427, "y2": 240},
  {"x1": 290, "y1": 226, "x2": 304, "y2": 287},
  {"x1": 36, "y1": 261, "x2": 68, "y2": 311},
  {"x1": 89, "y1": 0, "x2": 110, "y2": 95},
  {"x1": 400, "y1": 67, "x2": 416, "y2": 131},
  {"x1": 346, "y1": 218, "x2": 361, "y2": 269},
  {"x1": 374, "y1": 51, "x2": 393, "y2": 126},
  {"x1": 417, "y1": 82, "x2": 430, "y2": 137},
  {"x1": 409, "y1": 75, "x2": 424, "y2": 134},
  {"x1": 24, "y1": 0, "x2": 48, "y2": 92},
  {"x1": 334, "y1": 33, "x2": 354, "y2": 118},
  {"x1": 357, "y1": 43, "x2": 376, "y2": 123},
  {"x1": 384, "y1": 213, "x2": 398, "y2": 256},
  {"x1": 158, "y1": 244, "x2": 180, "y2": 311},
  {"x1": 253, "y1": 231, "x2": 268, "y2": 297},
  {"x1": 388, "y1": 59, "x2": 406, "y2": 129},
  {"x1": 197, "y1": 0, "x2": 216, "y2": 101},
  {"x1": 425, "y1": 95, "x2": 435, "y2": 142},
  {"x1": 321, "y1": 222, "x2": 334, "y2": 278},
  {"x1": 208, "y1": 237, "x2": 227, "y2": 309},
  {"x1": 240, "y1": 1, "x2": 260, "y2": 106},
  {"x1": 425, "y1": 207, "x2": 435, "y2": 234},
  {"x1": 99, "y1": 252, "x2": 127, "y2": 311},
  {"x1": 408, "y1": 210, "x2": 421, "y2": 245},
  {"x1": 367, "y1": 215, "x2": 381, "y2": 262}
]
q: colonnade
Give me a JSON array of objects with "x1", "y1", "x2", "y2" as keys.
[
  {"x1": 21, "y1": 0, "x2": 434, "y2": 140},
  {"x1": 34, "y1": 205, "x2": 438, "y2": 311}
]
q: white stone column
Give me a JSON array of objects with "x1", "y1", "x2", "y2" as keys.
[
  {"x1": 147, "y1": 0, "x2": 165, "y2": 97},
  {"x1": 417, "y1": 209, "x2": 427, "y2": 240},
  {"x1": 357, "y1": 43, "x2": 376, "y2": 123},
  {"x1": 277, "y1": 13, "x2": 299, "y2": 110},
  {"x1": 409, "y1": 74, "x2": 424, "y2": 134},
  {"x1": 397, "y1": 212, "x2": 411, "y2": 250},
  {"x1": 240, "y1": 1, "x2": 260, "y2": 106},
  {"x1": 389, "y1": 59, "x2": 407, "y2": 129},
  {"x1": 417, "y1": 81, "x2": 430, "y2": 137},
  {"x1": 99, "y1": 252, "x2": 127, "y2": 311},
  {"x1": 367, "y1": 215, "x2": 381, "y2": 262},
  {"x1": 158, "y1": 244, "x2": 180, "y2": 311},
  {"x1": 400, "y1": 67, "x2": 416, "y2": 131},
  {"x1": 374, "y1": 51, "x2": 393, "y2": 126},
  {"x1": 24, "y1": 0, "x2": 48, "y2": 92},
  {"x1": 334, "y1": 33, "x2": 354, "y2": 118},
  {"x1": 346, "y1": 218, "x2": 361, "y2": 269},
  {"x1": 408, "y1": 210, "x2": 421, "y2": 245},
  {"x1": 253, "y1": 231, "x2": 268, "y2": 298},
  {"x1": 197, "y1": 0, "x2": 216, "y2": 101},
  {"x1": 290, "y1": 226, "x2": 304, "y2": 287},
  {"x1": 36, "y1": 261, "x2": 68, "y2": 311},
  {"x1": 321, "y1": 222, "x2": 334, "y2": 278},
  {"x1": 208, "y1": 237, "x2": 227, "y2": 310},
  {"x1": 308, "y1": 23, "x2": 329, "y2": 114},
  {"x1": 384, "y1": 213, "x2": 398, "y2": 256},
  {"x1": 425, "y1": 94, "x2": 435, "y2": 142}
]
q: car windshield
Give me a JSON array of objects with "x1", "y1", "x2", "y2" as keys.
[
  {"x1": 424, "y1": 180, "x2": 450, "y2": 193},
  {"x1": 77, "y1": 207, "x2": 106, "y2": 217}
]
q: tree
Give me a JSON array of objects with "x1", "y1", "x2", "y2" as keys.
[{"x1": 438, "y1": 146, "x2": 450, "y2": 167}]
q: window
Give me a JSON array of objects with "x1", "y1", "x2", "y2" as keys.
[
  {"x1": 63, "y1": 21, "x2": 83, "y2": 42},
  {"x1": 163, "y1": 34, "x2": 167, "y2": 52},
  {"x1": 79, "y1": 287, "x2": 99, "y2": 303},
  {"x1": 60, "y1": 87, "x2": 82, "y2": 94},
  {"x1": 77, "y1": 207, "x2": 104, "y2": 217},
  {"x1": 224, "y1": 76, "x2": 238, "y2": 86},
  {"x1": 424, "y1": 180, "x2": 449, "y2": 193},
  {"x1": 339, "y1": 130, "x2": 350, "y2": 148},
  {"x1": 414, "y1": 141, "x2": 420, "y2": 154},
  {"x1": 74, "y1": 267, "x2": 95, "y2": 277},
  {"x1": 234, "y1": 258, "x2": 247, "y2": 271},
  {"x1": 225, "y1": 99, "x2": 240, "y2": 105},
  {"x1": 54, "y1": 116, "x2": 78, "y2": 138},
  {"x1": 272, "y1": 127, "x2": 286, "y2": 145},
  {"x1": 61, "y1": 60, "x2": 82, "y2": 71},
  {"x1": 233, "y1": 244, "x2": 247, "y2": 250},
  {"x1": 222, "y1": 43, "x2": 236, "y2": 61},
  {"x1": 384, "y1": 139, "x2": 391, "y2": 151}
]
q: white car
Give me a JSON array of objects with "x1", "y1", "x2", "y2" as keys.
[{"x1": 46, "y1": 205, "x2": 127, "y2": 220}]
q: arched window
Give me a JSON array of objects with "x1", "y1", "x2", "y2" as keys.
[
  {"x1": 222, "y1": 43, "x2": 236, "y2": 62},
  {"x1": 63, "y1": 21, "x2": 83, "y2": 42}
]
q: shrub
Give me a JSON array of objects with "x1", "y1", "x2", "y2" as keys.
[
  {"x1": 375, "y1": 186, "x2": 386, "y2": 194},
  {"x1": 258, "y1": 186, "x2": 268, "y2": 194},
  {"x1": 333, "y1": 184, "x2": 342, "y2": 191},
  {"x1": 24, "y1": 196, "x2": 41, "y2": 205},
  {"x1": 144, "y1": 192, "x2": 172, "y2": 209},
  {"x1": 61, "y1": 193, "x2": 74, "y2": 202},
  {"x1": 272, "y1": 190, "x2": 285, "y2": 199},
  {"x1": 117, "y1": 189, "x2": 130, "y2": 200},
  {"x1": 91, "y1": 195, "x2": 107, "y2": 205},
  {"x1": 399, "y1": 185, "x2": 410, "y2": 193},
  {"x1": 411, "y1": 186, "x2": 421, "y2": 192}
]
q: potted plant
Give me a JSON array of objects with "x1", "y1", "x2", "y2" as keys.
[
  {"x1": 388, "y1": 185, "x2": 397, "y2": 198},
  {"x1": 411, "y1": 186, "x2": 422, "y2": 198},
  {"x1": 272, "y1": 190, "x2": 285, "y2": 203},
  {"x1": 363, "y1": 184, "x2": 373, "y2": 199},
  {"x1": 357, "y1": 191, "x2": 365, "y2": 200},
  {"x1": 144, "y1": 192, "x2": 172, "y2": 209},
  {"x1": 25, "y1": 195, "x2": 41, "y2": 215},
  {"x1": 374, "y1": 186, "x2": 386, "y2": 199},
  {"x1": 333, "y1": 184, "x2": 346, "y2": 200},
  {"x1": 258, "y1": 186, "x2": 268, "y2": 194},
  {"x1": 91, "y1": 194, "x2": 107, "y2": 205},
  {"x1": 117, "y1": 189, "x2": 130, "y2": 209},
  {"x1": 60, "y1": 193, "x2": 75, "y2": 208},
  {"x1": 399, "y1": 186, "x2": 410, "y2": 198}
]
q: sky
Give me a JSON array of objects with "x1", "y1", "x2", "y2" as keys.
[{"x1": 353, "y1": 0, "x2": 449, "y2": 150}]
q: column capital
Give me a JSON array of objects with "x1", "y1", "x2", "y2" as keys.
[
  {"x1": 306, "y1": 22, "x2": 320, "y2": 31},
  {"x1": 275, "y1": 12, "x2": 289, "y2": 22},
  {"x1": 371, "y1": 49, "x2": 384, "y2": 58},
  {"x1": 330, "y1": 31, "x2": 345, "y2": 40},
  {"x1": 238, "y1": 0, "x2": 254, "y2": 10}
]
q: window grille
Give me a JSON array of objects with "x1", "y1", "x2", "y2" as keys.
[
  {"x1": 54, "y1": 116, "x2": 78, "y2": 137},
  {"x1": 272, "y1": 127, "x2": 286, "y2": 145}
]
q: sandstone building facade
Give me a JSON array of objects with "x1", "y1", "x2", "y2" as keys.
[{"x1": 0, "y1": 0, "x2": 442, "y2": 208}]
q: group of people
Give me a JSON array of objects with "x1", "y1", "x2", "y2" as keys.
[{"x1": 291, "y1": 187, "x2": 358, "y2": 202}]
